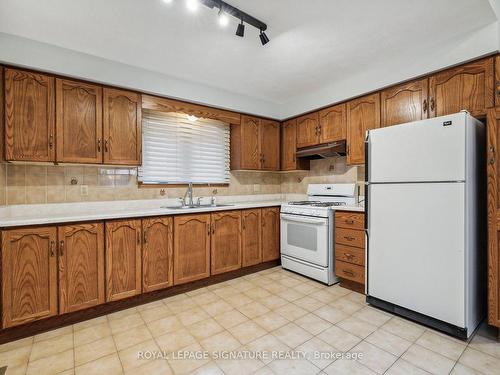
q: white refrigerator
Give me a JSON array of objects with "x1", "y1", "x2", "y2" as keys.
[{"x1": 365, "y1": 111, "x2": 486, "y2": 339}]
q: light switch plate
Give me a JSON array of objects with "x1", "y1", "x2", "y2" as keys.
[{"x1": 81, "y1": 185, "x2": 89, "y2": 196}]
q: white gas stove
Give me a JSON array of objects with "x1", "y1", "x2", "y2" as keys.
[{"x1": 280, "y1": 183, "x2": 358, "y2": 285}]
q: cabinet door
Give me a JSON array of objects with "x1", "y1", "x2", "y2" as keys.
[
  {"x1": 260, "y1": 119, "x2": 280, "y2": 170},
  {"x1": 319, "y1": 103, "x2": 347, "y2": 143},
  {"x1": 142, "y1": 217, "x2": 173, "y2": 292},
  {"x1": 347, "y1": 93, "x2": 381, "y2": 165},
  {"x1": 262, "y1": 207, "x2": 280, "y2": 262},
  {"x1": 487, "y1": 107, "x2": 500, "y2": 329},
  {"x1": 281, "y1": 119, "x2": 297, "y2": 171},
  {"x1": 429, "y1": 57, "x2": 494, "y2": 118},
  {"x1": 381, "y1": 78, "x2": 429, "y2": 127},
  {"x1": 2, "y1": 227, "x2": 58, "y2": 328},
  {"x1": 105, "y1": 219, "x2": 142, "y2": 301},
  {"x1": 58, "y1": 223, "x2": 105, "y2": 314},
  {"x1": 240, "y1": 115, "x2": 260, "y2": 169},
  {"x1": 296, "y1": 112, "x2": 319, "y2": 148},
  {"x1": 103, "y1": 88, "x2": 142, "y2": 165},
  {"x1": 56, "y1": 79, "x2": 102, "y2": 163},
  {"x1": 495, "y1": 55, "x2": 500, "y2": 107},
  {"x1": 4, "y1": 68, "x2": 55, "y2": 162},
  {"x1": 211, "y1": 211, "x2": 242, "y2": 275},
  {"x1": 174, "y1": 214, "x2": 211, "y2": 285},
  {"x1": 242, "y1": 209, "x2": 262, "y2": 267}
]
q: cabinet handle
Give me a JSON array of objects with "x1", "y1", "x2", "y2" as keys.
[
  {"x1": 97, "y1": 139, "x2": 102, "y2": 152},
  {"x1": 490, "y1": 145, "x2": 495, "y2": 165},
  {"x1": 315, "y1": 126, "x2": 318, "y2": 136},
  {"x1": 345, "y1": 253, "x2": 354, "y2": 260},
  {"x1": 430, "y1": 97, "x2": 435, "y2": 112},
  {"x1": 59, "y1": 240, "x2": 64, "y2": 256},
  {"x1": 143, "y1": 231, "x2": 147, "y2": 244},
  {"x1": 105, "y1": 140, "x2": 109, "y2": 152},
  {"x1": 50, "y1": 241, "x2": 55, "y2": 257},
  {"x1": 212, "y1": 222, "x2": 215, "y2": 234},
  {"x1": 344, "y1": 219, "x2": 354, "y2": 225},
  {"x1": 344, "y1": 236, "x2": 355, "y2": 241},
  {"x1": 343, "y1": 269, "x2": 355, "y2": 277},
  {"x1": 318, "y1": 125, "x2": 322, "y2": 135},
  {"x1": 422, "y1": 99, "x2": 428, "y2": 113},
  {"x1": 207, "y1": 223, "x2": 211, "y2": 236},
  {"x1": 49, "y1": 134, "x2": 54, "y2": 149}
]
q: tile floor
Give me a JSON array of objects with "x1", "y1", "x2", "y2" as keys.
[{"x1": 1, "y1": 266, "x2": 499, "y2": 375}]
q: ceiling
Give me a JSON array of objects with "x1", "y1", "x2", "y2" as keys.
[{"x1": 0, "y1": 0, "x2": 498, "y2": 118}]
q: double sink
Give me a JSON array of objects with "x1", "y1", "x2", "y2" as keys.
[{"x1": 161, "y1": 204, "x2": 234, "y2": 210}]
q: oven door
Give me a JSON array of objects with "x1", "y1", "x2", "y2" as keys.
[{"x1": 280, "y1": 213, "x2": 329, "y2": 267}]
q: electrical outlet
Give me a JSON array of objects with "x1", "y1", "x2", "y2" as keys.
[
  {"x1": 81, "y1": 185, "x2": 88, "y2": 196},
  {"x1": 253, "y1": 184, "x2": 261, "y2": 192}
]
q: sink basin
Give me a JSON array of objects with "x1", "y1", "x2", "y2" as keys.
[{"x1": 161, "y1": 204, "x2": 234, "y2": 210}]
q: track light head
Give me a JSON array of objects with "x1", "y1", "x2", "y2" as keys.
[
  {"x1": 259, "y1": 30, "x2": 270, "y2": 45},
  {"x1": 236, "y1": 20, "x2": 245, "y2": 37}
]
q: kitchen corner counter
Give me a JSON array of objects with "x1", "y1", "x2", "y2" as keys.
[
  {"x1": 0, "y1": 196, "x2": 284, "y2": 228},
  {"x1": 335, "y1": 205, "x2": 365, "y2": 212}
]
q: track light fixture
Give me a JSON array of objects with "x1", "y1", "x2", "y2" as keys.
[
  {"x1": 235, "y1": 20, "x2": 245, "y2": 37},
  {"x1": 259, "y1": 30, "x2": 269, "y2": 45}
]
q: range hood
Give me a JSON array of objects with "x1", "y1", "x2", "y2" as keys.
[{"x1": 296, "y1": 140, "x2": 347, "y2": 159}]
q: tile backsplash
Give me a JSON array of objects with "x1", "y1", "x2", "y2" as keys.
[{"x1": 0, "y1": 157, "x2": 362, "y2": 206}]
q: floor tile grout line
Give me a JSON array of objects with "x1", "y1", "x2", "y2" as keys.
[{"x1": 106, "y1": 314, "x2": 125, "y2": 375}]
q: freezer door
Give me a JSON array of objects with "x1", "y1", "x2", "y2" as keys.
[
  {"x1": 368, "y1": 113, "x2": 466, "y2": 183},
  {"x1": 367, "y1": 182, "x2": 466, "y2": 327}
]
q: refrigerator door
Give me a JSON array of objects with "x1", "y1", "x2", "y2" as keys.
[
  {"x1": 368, "y1": 113, "x2": 466, "y2": 183},
  {"x1": 367, "y1": 182, "x2": 465, "y2": 327}
]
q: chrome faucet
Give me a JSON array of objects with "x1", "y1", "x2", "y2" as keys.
[{"x1": 182, "y1": 182, "x2": 194, "y2": 207}]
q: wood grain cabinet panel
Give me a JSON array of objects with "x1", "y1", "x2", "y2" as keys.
[
  {"x1": 0, "y1": 68, "x2": 4, "y2": 162},
  {"x1": 242, "y1": 209, "x2": 262, "y2": 267},
  {"x1": 262, "y1": 207, "x2": 280, "y2": 262},
  {"x1": 495, "y1": 55, "x2": 500, "y2": 107},
  {"x1": 1, "y1": 227, "x2": 58, "y2": 328},
  {"x1": 211, "y1": 211, "x2": 242, "y2": 275},
  {"x1": 105, "y1": 219, "x2": 142, "y2": 301},
  {"x1": 56, "y1": 79, "x2": 102, "y2": 163},
  {"x1": 487, "y1": 107, "x2": 500, "y2": 330},
  {"x1": 347, "y1": 93, "x2": 381, "y2": 165},
  {"x1": 260, "y1": 119, "x2": 280, "y2": 170},
  {"x1": 319, "y1": 103, "x2": 347, "y2": 143},
  {"x1": 173, "y1": 214, "x2": 211, "y2": 285},
  {"x1": 142, "y1": 217, "x2": 173, "y2": 292},
  {"x1": 381, "y1": 78, "x2": 429, "y2": 127},
  {"x1": 429, "y1": 57, "x2": 494, "y2": 118},
  {"x1": 58, "y1": 223, "x2": 105, "y2": 314},
  {"x1": 4, "y1": 68, "x2": 55, "y2": 162},
  {"x1": 103, "y1": 88, "x2": 142, "y2": 165},
  {"x1": 239, "y1": 115, "x2": 260, "y2": 170},
  {"x1": 296, "y1": 112, "x2": 319, "y2": 148},
  {"x1": 280, "y1": 119, "x2": 310, "y2": 171}
]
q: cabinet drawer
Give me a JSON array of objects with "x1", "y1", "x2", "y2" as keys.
[
  {"x1": 335, "y1": 260, "x2": 365, "y2": 284},
  {"x1": 335, "y1": 244, "x2": 365, "y2": 266},
  {"x1": 335, "y1": 228, "x2": 365, "y2": 248},
  {"x1": 335, "y1": 211, "x2": 364, "y2": 230}
]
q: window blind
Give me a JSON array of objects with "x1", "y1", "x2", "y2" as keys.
[{"x1": 139, "y1": 112, "x2": 230, "y2": 184}]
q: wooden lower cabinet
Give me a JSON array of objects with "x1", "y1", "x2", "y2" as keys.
[
  {"x1": 142, "y1": 217, "x2": 174, "y2": 292},
  {"x1": 262, "y1": 207, "x2": 280, "y2": 262},
  {"x1": 174, "y1": 214, "x2": 211, "y2": 285},
  {"x1": 242, "y1": 209, "x2": 262, "y2": 267},
  {"x1": 211, "y1": 211, "x2": 242, "y2": 275},
  {"x1": 58, "y1": 223, "x2": 105, "y2": 314},
  {"x1": 105, "y1": 219, "x2": 142, "y2": 301},
  {"x1": 1, "y1": 227, "x2": 58, "y2": 328}
]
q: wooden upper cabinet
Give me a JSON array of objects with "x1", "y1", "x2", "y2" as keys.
[
  {"x1": 4, "y1": 68, "x2": 55, "y2": 162},
  {"x1": 381, "y1": 78, "x2": 429, "y2": 127},
  {"x1": 2, "y1": 227, "x2": 58, "y2": 328},
  {"x1": 58, "y1": 223, "x2": 105, "y2": 314},
  {"x1": 429, "y1": 57, "x2": 494, "y2": 118},
  {"x1": 262, "y1": 207, "x2": 280, "y2": 262},
  {"x1": 242, "y1": 209, "x2": 262, "y2": 267},
  {"x1": 280, "y1": 119, "x2": 309, "y2": 171},
  {"x1": 347, "y1": 93, "x2": 381, "y2": 165},
  {"x1": 0, "y1": 68, "x2": 4, "y2": 162},
  {"x1": 238, "y1": 115, "x2": 260, "y2": 169},
  {"x1": 296, "y1": 112, "x2": 319, "y2": 148},
  {"x1": 319, "y1": 103, "x2": 347, "y2": 143},
  {"x1": 142, "y1": 217, "x2": 173, "y2": 292},
  {"x1": 260, "y1": 119, "x2": 280, "y2": 170},
  {"x1": 495, "y1": 55, "x2": 500, "y2": 107},
  {"x1": 211, "y1": 211, "x2": 242, "y2": 275},
  {"x1": 487, "y1": 107, "x2": 500, "y2": 329},
  {"x1": 56, "y1": 79, "x2": 103, "y2": 163},
  {"x1": 173, "y1": 214, "x2": 211, "y2": 285},
  {"x1": 105, "y1": 219, "x2": 142, "y2": 301},
  {"x1": 103, "y1": 88, "x2": 142, "y2": 165}
]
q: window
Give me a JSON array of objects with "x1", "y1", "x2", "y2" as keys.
[{"x1": 139, "y1": 111, "x2": 230, "y2": 184}]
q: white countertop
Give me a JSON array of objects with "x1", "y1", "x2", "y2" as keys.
[{"x1": 0, "y1": 194, "x2": 364, "y2": 227}]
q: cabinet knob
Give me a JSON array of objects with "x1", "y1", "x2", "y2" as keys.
[
  {"x1": 429, "y1": 97, "x2": 435, "y2": 112},
  {"x1": 59, "y1": 240, "x2": 64, "y2": 256},
  {"x1": 97, "y1": 139, "x2": 102, "y2": 152},
  {"x1": 344, "y1": 236, "x2": 355, "y2": 241},
  {"x1": 422, "y1": 99, "x2": 428, "y2": 113},
  {"x1": 343, "y1": 269, "x2": 355, "y2": 277},
  {"x1": 489, "y1": 145, "x2": 495, "y2": 165},
  {"x1": 49, "y1": 134, "x2": 54, "y2": 149},
  {"x1": 105, "y1": 140, "x2": 109, "y2": 152},
  {"x1": 50, "y1": 241, "x2": 55, "y2": 257}
]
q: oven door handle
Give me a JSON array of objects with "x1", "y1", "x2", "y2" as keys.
[{"x1": 280, "y1": 214, "x2": 328, "y2": 225}]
